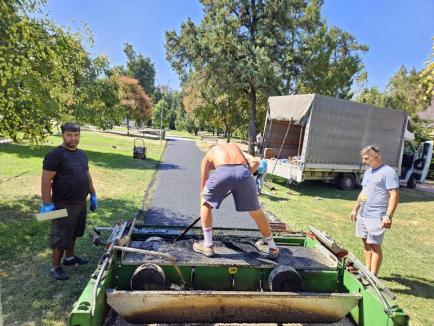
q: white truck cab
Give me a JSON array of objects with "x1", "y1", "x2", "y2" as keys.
[{"x1": 400, "y1": 138, "x2": 433, "y2": 188}]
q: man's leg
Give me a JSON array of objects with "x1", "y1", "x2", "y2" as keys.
[
  {"x1": 200, "y1": 202, "x2": 213, "y2": 229},
  {"x1": 52, "y1": 248, "x2": 63, "y2": 267},
  {"x1": 249, "y1": 209, "x2": 279, "y2": 258},
  {"x1": 369, "y1": 244, "x2": 383, "y2": 275},
  {"x1": 193, "y1": 202, "x2": 216, "y2": 257},
  {"x1": 65, "y1": 238, "x2": 76, "y2": 258},
  {"x1": 362, "y1": 238, "x2": 372, "y2": 271},
  {"x1": 200, "y1": 202, "x2": 213, "y2": 248},
  {"x1": 249, "y1": 209, "x2": 272, "y2": 238}
]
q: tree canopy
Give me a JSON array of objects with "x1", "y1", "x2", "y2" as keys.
[
  {"x1": 0, "y1": 0, "x2": 120, "y2": 143},
  {"x1": 166, "y1": 0, "x2": 367, "y2": 153},
  {"x1": 357, "y1": 65, "x2": 432, "y2": 142},
  {"x1": 123, "y1": 43, "x2": 157, "y2": 100},
  {"x1": 117, "y1": 76, "x2": 153, "y2": 128}
]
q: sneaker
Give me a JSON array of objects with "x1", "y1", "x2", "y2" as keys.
[
  {"x1": 193, "y1": 242, "x2": 215, "y2": 257},
  {"x1": 62, "y1": 255, "x2": 89, "y2": 266},
  {"x1": 268, "y1": 247, "x2": 280, "y2": 260},
  {"x1": 49, "y1": 266, "x2": 69, "y2": 280}
]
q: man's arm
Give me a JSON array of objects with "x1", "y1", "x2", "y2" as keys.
[
  {"x1": 242, "y1": 151, "x2": 259, "y2": 173},
  {"x1": 200, "y1": 152, "x2": 212, "y2": 193},
  {"x1": 382, "y1": 188, "x2": 399, "y2": 229},
  {"x1": 87, "y1": 171, "x2": 96, "y2": 195},
  {"x1": 349, "y1": 192, "x2": 363, "y2": 221},
  {"x1": 41, "y1": 170, "x2": 57, "y2": 204}
]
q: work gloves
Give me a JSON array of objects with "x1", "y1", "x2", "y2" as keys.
[
  {"x1": 40, "y1": 203, "x2": 55, "y2": 213},
  {"x1": 90, "y1": 193, "x2": 97, "y2": 211}
]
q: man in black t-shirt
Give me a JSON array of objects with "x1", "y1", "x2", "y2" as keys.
[{"x1": 41, "y1": 123, "x2": 97, "y2": 280}]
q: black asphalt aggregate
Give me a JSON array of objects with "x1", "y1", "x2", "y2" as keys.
[{"x1": 144, "y1": 138, "x2": 258, "y2": 229}]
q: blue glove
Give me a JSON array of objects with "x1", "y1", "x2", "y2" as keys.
[
  {"x1": 90, "y1": 193, "x2": 97, "y2": 211},
  {"x1": 40, "y1": 203, "x2": 55, "y2": 213}
]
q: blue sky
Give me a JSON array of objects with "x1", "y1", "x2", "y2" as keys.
[{"x1": 44, "y1": 0, "x2": 433, "y2": 91}]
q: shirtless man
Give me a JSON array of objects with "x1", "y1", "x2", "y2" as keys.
[{"x1": 193, "y1": 143, "x2": 280, "y2": 259}]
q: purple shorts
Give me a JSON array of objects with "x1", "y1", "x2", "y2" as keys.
[{"x1": 203, "y1": 164, "x2": 260, "y2": 212}]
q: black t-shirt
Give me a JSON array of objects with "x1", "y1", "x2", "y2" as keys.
[{"x1": 43, "y1": 146, "x2": 90, "y2": 202}]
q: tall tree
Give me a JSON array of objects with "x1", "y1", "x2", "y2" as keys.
[
  {"x1": 166, "y1": 0, "x2": 366, "y2": 153},
  {"x1": 0, "y1": 0, "x2": 120, "y2": 143},
  {"x1": 117, "y1": 76, "x2": 153, "y2": 131},
  {"x1": 152, "y1": 99, "x2": 172, "y2": 129},
  {"x1": 296, "y1": 25, "x2": 368, "y2": 98},
  {"x1": 123, "y1": 43, "x2": 156, "y2": 99},
  {"x1": 419, "y1": 38, "x2": 433, "y2": 106}
]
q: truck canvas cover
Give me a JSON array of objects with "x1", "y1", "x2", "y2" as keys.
[{"x1": 266, "y1": 94, "x2": 408, "y2": 168}]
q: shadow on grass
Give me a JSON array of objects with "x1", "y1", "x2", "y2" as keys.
[
  {"x1": 260, "y1": 192, "x2": 289, "y2": 202},
  {"x1": 267, "y1": 176, "x2": 434, "y2": 203},
  {"x1": 383, "y1": 274, "x2": 434, "y2": 299},
  {"x1": 0, "y1": 196, "x2": 141, "y2": 325},
  {"x1": 0, "y1": 143, "x2": 170, "y2": 171}
]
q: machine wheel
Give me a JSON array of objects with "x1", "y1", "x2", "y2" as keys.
[
  {"x1": 337, "y1": 173, "x2": 356, "y2": 191},
  {"x1": 268, "y1": 266, "x2": 303, "y2": 292},
  {"x1": 407, "y1": 174, "x2": 417, "y2": 189},
  {"x1": 131, "y1": 263, "x2": 167, "y2": 291}
]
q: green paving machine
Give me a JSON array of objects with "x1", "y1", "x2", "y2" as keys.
[{"x1": 70, "y1": 219, "x2": 409, "y2": 325}]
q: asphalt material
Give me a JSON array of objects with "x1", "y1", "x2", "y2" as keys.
[{"x1": 144, "y1": 138, "x2": 257, "y2": 229}]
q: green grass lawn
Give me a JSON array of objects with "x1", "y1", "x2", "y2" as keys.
[
  {"x1": 260, "y1": 176, "x2": 434, "y2": 326},
  {"x1": 0, "y1": 131, "x2": 165, "y2": 325},
  {"x1": 1, "y1": 129, "x2": 433, "y2": 325}
]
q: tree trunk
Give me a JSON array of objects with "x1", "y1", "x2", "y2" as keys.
[
  {"x1": 126, "y1": 116, "x2": 130, "y2": 135},
  {"x1": 248, "y1": 88, "x2": 257, "y2": 155}
]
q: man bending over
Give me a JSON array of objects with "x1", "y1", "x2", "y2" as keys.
[{"x1": 193, "y1": 143, "x2": 279, "y2": 259}]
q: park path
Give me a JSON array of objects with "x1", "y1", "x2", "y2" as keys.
[{"x1": 144, "y1": 137, "x2": 257, "y2": 229}]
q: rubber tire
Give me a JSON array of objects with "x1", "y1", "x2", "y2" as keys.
[
  {"x1": 407, "y1": 174, "x2": 417, "y2": 189},
  {"x1": 268, "y1": 265, "x2": 303, "y2": 292},
  {"x1": 337, "y1": 173, "x2": 356, "y2": 191},
  {"x1": 131, "y1": 263, "x2": 166, "y2": 291}
]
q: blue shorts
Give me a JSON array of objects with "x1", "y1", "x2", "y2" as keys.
[
  {"x1": 356, "y1": 215, "x2": 385, "y2": 245},
  {"x1": 203, "y1": 165, "x2": 260, "y2": 212}
]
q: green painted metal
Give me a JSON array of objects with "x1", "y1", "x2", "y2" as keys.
[
  {"x1": 342, "y1": 269, "x2": 409, "y2": 326},
  {"x1": 69, "y1": 225, "x2": 409, "y2": 325},
  {"x1": 69, "y1": 261, "x2": 114, "y2": 326},
  {"x1": 298, "y1": 270, "x2": 339, "y2": 292}
]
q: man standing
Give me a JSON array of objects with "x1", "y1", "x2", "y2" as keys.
[
  {"x1": 40, "y1": 123, "x2": 97, "y2": 280},
  {"x1": 349, "y1": 145, "x2": 399, "y2": 276},
  {"x1": 193, "y1": 143, "x2": 279, "y2": 259},
  {"x1": 256, "y1": 132, "x2": 263, "y2": 154}
]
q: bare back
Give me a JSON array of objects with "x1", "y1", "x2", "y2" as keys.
[{"x1": 208, "y1": 143, "x2": 247, "y2": 167}]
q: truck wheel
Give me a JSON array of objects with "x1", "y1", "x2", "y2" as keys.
[
  {"x1": 407, "y1": 174, "x2": 417, "y2": 189},
  {"x1": 337, "y1": 173, "x2": 356, "y2": 190},
  {"x1": 131, "y1": 263, "x2": 167, "y2": 291},
  {"x1": 268, "y1": 266, "x2": 303, "y2": 292}
]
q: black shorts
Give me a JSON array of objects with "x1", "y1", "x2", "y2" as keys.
[{"x1": 50, "y1": 201, "x2": 87, "y2": 250}]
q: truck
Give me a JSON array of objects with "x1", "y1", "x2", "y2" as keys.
[{"x1": 261, "y1": 94, "x2": 433, "y2": 190}]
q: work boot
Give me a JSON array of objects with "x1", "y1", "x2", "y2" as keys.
[
  {"x1": 62, "y1": 255, "x2": 89, "y2": 266},
  {"x1": 268, "y1": 247, "x2": 280, "y2": 260},
  {"x1": 49, "y1": 266, "x2": 69, "y2": 281},
  {"x1": 193, "y1": 242, "x2": 215, "y2": 257}
]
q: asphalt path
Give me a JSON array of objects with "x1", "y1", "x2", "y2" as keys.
[{"x1": 144, "y1": 137, "x2": 257, "y2": 229}]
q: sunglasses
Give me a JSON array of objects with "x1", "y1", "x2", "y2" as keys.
[{"x1": 361, "y1": 145, "x2": 380, "y2": 154}]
